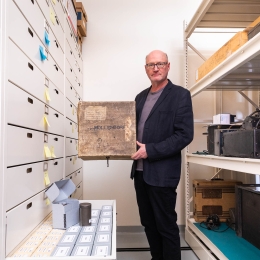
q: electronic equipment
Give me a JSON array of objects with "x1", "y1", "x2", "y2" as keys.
[
  {"x1": 236, "y1": 184, "x2": 260, "y2": 249},
  {"x1": 206, "y1": 214, "x2": 220, "y2": 229},
  {"x1": 222, "y1": 110, "x2": 260, "y2": 158}
]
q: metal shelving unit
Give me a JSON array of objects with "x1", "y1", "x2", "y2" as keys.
[{"x1": 184, "y1": 0, "x2": 260, "y2": 259}]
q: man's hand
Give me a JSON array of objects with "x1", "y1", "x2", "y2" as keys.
[{"x1": 131, "y1": 141, "x2": 148, "y2": 160}]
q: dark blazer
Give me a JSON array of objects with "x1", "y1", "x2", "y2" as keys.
[{"x1": 131, "y1": 79, "x2": 194, "y2": 187}]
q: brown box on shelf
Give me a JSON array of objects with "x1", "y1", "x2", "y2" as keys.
[
  {"x1": 193, "y1": 179, "x2": 242, "y2": 222},
  {"x1": 247, "y1": 22, "x2": 260, "y2": 40},
  {"x1": 78, "y1": 101, "x2": 136, "y2": 160},
  {"x1": 195, "y1": 31, "x2": 248, "y2": 82},
  {"x1": 76, "y1": 2, "x2": 87, "y2": 36},
  {"x1": 244, "y1": 16, "x2": 260, "y2": 32}
]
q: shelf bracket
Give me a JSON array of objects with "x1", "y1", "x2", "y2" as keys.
[
  {"x1": 238, "y1": 91, "x2": 259, "y2": 109},
  {"x1": 187, "y1": 42, "x2": 207, "y2": 61}
]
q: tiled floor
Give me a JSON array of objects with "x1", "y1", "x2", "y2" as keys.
[{"x1": 116, "y1": 227, "x2": 199, "y2": 260}]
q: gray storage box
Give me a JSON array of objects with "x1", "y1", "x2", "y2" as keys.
[
  {"x1": 45, "y1": 179, "x2": 79, "y2": 229},
  {"x1": 91, "y1": 244, "x2": 111, "y2": 256},
  {"x1": 71, "y1": 244, "x2": 93, "y2": 256},
  {"x1": 50, "y1": 245, "x2": 74, "y2": 257}
]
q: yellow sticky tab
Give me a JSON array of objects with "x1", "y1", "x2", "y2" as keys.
[
  {"x1": 76, "y1": 142, "x2": 78, "y2": 151},
  {"x1": 50, "y1": 8, "x2": 56, "y2": 25},
  {"x1": 72, "y1": 106, "x2": 74, "y2": 115},
  {"x1": 46, "y1": 198, "x2": 50, "y2": 205},
  {"x1": 44, "y1": 171, "x2": 50, "y2": 186},
  {"x1": 45, "y1": 88, "x2": 51, "y2": 101},
  {"x1": 50, "y1": 146, "x2": 56, "y2": 158},
  {"x1": 73, "y1": 156, "x2": 76, "y2": 164},
  {"x1": 44, "y1": 145, "x2": 51, "y2": 158},
  {"x1": 44, "y1": 115, "x2": 50, "y2": 127},
  {"x1": 52, "y1": 0, "x2": 56, "y2": 4},
  {"x1": 72, "y1": 124, "x2": 74, "y2": 133}
]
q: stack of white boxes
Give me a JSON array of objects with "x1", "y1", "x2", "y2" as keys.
[{"x1": 5, "y1": 0, "x2": 83, "y2": 256}]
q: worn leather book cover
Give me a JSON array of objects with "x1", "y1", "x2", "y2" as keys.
[{"x1": 78, "y1": 101, "x2": 136, "y2": 160}]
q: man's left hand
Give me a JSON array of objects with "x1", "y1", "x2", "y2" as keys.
[{"x1": 131, "y1": 141, "x2": 148, "y2": 160}]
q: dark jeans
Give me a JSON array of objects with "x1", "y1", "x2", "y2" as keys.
[{"x1": 134, "y1": 171, "x2": 181, "y2": 260}]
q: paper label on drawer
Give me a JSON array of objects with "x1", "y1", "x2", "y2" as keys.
[
  {"x1": 45, "y1": 198, "x2": 51, "y2": 205},
  {"x1": 44, "y1": 171, "x2": 50, "y2": 186},
  {"x1": 79, "y1": 235, "x2": 93, "y2": 243},
  {"x1": 101, "y1": 218, "x2": 111, "y2": 224},
  {"x1": 94, "y1": 245, "x2": 109, "y2": 256},
  {"x1": 99, "y1": 225, "x2": 110, "y2": 232},
  {"x1": 85, "y1": 106, "x2": 106, "y2": 120},
  {"x1": 44, "y1": 145, "x2": 52, "y2": 158},
  {"x1": 53, "y1": 247, "x2": 71, "y2": 256},
  {"x1": 61, "y1": 235, "x2": 76, "y2": 243},
  {"x1": 43, "y1": 115, "x2": 50, "y2": 127},
  {"x1": 45, "y1": 88, "x2": 51, "y2": 101},
  {"x1": 82, "y1": 226, "x2": 95, "y2": 232},
  {"x1": 74, "y1": 246, "x2": 90, "y2": 256},
  {"x1": 67, "y1": 226, "x2": 81, "y2": 232},
  {"x1": 102, "y1": 211, "x2": 112, "y2": 216},
  {"x1": 97, "y1": 234, "x2": 110, "y2": 243},
  {"x1": 50, "y1": 146, "x2": 56, "y2": 158}
]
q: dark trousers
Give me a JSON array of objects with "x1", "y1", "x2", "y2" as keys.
[{"x1": 134, "y1": 171, "x2": 181, "y2": 260}]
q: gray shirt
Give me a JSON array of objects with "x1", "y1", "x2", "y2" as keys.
[{"x1": 136, "y1": 87, "x2": 164, "y2": 171}]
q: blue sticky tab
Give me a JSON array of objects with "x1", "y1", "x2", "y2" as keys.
[
  {"x1": 44, "y1": 31, "x2": 50, "y2": 46},
  {"x1": 77, "y1": 11, "x2": 82, "y2": 20},
  {"x1": 39, "y1": 45, "x2": 47, "y2": 61}
]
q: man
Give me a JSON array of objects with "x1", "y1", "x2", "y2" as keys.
[{"x1": 131, "y1": 50, "x2": 194, "y2": 260}]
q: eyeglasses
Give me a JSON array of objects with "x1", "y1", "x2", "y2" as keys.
[{"x1": 145, "y1": 62, "x2": 168, "y2": 69}]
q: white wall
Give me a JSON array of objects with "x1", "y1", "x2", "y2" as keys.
[{"x1": 80, "y1": 0, "x2": 203, "y2": 226}]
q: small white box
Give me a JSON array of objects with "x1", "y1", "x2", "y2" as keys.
[
  {"x1": 81, "y1": 225, "x2": 97, "y2": 234},
  {"x1": 91, "y1": 209, "x2": 101, "y2": 218},
  {"x1": 101, "y1": 210, "x2": 112, "y2": 217},
  {"x1": 97, "y1": 224, "x2": 112, "y2": 233},
  {"x1": 102, "y1": 205, "x2": 113, "y2": 211},
  {"x1": 91, "y1": 244, "x2": 111, "y2": 256},
  {"x1": 71, "y1": 244, "x2": 93, "y2": 256},
  {"x1": 58, "y1": 233, "x2": 79, "y2": 246},
  {"x1": 94, "y1": 232, "x2": 111, "y2": 244},
  {"x1": 100, "y1": 217, "x2": 112, "y2": 225},
  {"x1": 51, "y1": 245, "x2": 74, "y2": 257},
  {"x1": 213, "y1": 114, "x2": 231, "y2": 124},
  {"x1": 76, "y1": 233, "x2": 95, "y2": 245},
  {"x1": 45, "y1": 179, "x2": 79, "y2": 229}
]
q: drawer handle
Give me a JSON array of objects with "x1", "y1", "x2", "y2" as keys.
[
  {"x1": 28, "y1": 97, "x2": 33, "y2": 104},
  {"x1": 70, "y1": 140, "x2": 72, "y2": 143},
  {"x1": 54, "y1": 65, "x2": 59, "y2": 71},
  {"x1": 54, "y1": 89, "x2": 59, "y2": 94},
  {"x1": 27, "y1": 133, "x2": 33, "y2": 138},
  {"x1": 70, "y1": 86, "x2": 72, "y2": 90},
  {"x1": 54, "y1": 40, "x2": 59, "y2": 48},
  {"x1": 26, "y1": 202, "x2": 32, "y2": 210},
  {"x1": 55, "y1": 16, "x2": 59, "y2": 25},
  {"x1": 70, "y1": 33, "x2": 72, "y2": 37},
  {"x1": 54, "y1": 161, "x2": 58, "y2": 165},
  {"x1": 70, "y1": 50, "x2": 72, "y2": 55},
  {"x1": 70, "y1": 104, "x2": 72, "y2": 107},
  {"x1": 54, "y1": 137, "x2": 58, "y2": 141},
  {"x1": 54, "y1": 113, "x2": 59, "y2": 118},
  {"x1": 31, "y1": 0, "x2": 34, "y2": 4},
  {"x1": 28, "y1": 62, "x2": 34, "y2": 71},
  {"x1": 28, "y1": 27, "x2": 33, "y2": 37},
  {"x1": 70, "y1": 158, "x2": 72, "y2": 161},
  {"x1": 70, "y1": 176, "x2": 72, "y2": 179},
  {"x1": 78, "y1": 186, "x2": 80, "y2": 189},
  {"x1": 70, "y1": 122, "x2": 72, "y2": 125},
  {"x1": 27, "y1": 168, "x2": 32, "y2": 173},
  {"x1": 70, "y1": 68, "x2": 72, "y2": 72}
]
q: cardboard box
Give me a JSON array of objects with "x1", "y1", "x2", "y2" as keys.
[
  {"x1": 76, "y1": 2, "x2": 87, "y2": 36},
  {"x1": 45, "y1": 179, "x2": 79, "y2": 229},
  {"x1": 78, "y1": 101, "x2": 136, "y2": 160},
  {"x1": 193, "y1": 179, "x2": 242, "y2": 222},
  {"x1": 196, "y1": 31, "x2": 248, "y2": 81},
  {"x1": 244, "y1": 16, "x2": 260, "y2": 32}
]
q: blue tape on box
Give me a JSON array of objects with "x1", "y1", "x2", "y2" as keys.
[
  {"x1": 39, "y1": 46, "x2": 47, "y2": 61},
  {"x1": 44, "y1": 31, "x2": 50, "y2": 46}
]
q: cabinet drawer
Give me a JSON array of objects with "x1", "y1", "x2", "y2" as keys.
[
  {"x1": 65, "y1": 155, "x2": 83, "y2": 176},
  {"x1": 13, "y1": 0, "x2": 64, "y2": 71},
  {"x1": 7, "y1": 125, "x2": 64, "y2": 167},
  {"x1": 65, "y1": 78, "x2": 79, "y2": 107},
  {"x1": 65, "y1": 17, "x2": 77, "y2": 55},
  {"x1": 36, "y1": 0, "x2": 64, "y2": 51},
  {"x1": 75, "y1": 76, "x2": 83, "y2": 98},
  {"x1": 67, "y1": 168, "x2": 83, "y2": 187},
  {"x1": 65, "y1": 98, "x2": 78, "y2": 123},
  {"x1": 6, "y1": 191, "x2": 52, "y2": 255},
  {"x1": 9, "y1": 0, "x2": 64, "y2": 90},
  {"x1": 8, "y1": 39, "x2": 64, "y2": 114},
  {"x1": 65, "y1": 39, "x2": 77, "y2": 72},
  {"x1": 6, "y1": 158, "x2": 63, "y2": 211},
  {"x1": 65, "y1": 59, "x2": 77, "y2": 90},
  {"x1": 50, "y1": 0, "x2": 65, "y2": 31},
  {"x1": 71, "y1": 182, "x2": 83, "y2": 199},
  {"x1": 7, "y1": 82, "x2": 64, "y2": 136},
  {"x1": 65, "y1": 137, "x2": 78, "y2": 157},
  {"x1": 65, "y1": 118, "x2": 78, "y2": 139}
]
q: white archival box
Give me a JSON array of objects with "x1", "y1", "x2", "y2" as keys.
[{"x1": 45, "y1": 179, "x2": 79, "y2": 229}]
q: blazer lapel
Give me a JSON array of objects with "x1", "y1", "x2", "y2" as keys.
[{"x1": 146, "y1": 83, "x2": 172, "y2": 121}]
